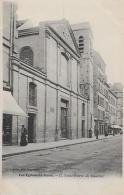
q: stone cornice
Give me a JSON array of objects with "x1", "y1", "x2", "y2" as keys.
[
  {"x1": 11, "y1": 56, "x2": 46, "y2": 79},
  {"x1": 18, "y1": 27, "x2": 39, "y2": 37},
  {"x1": 11, "y1": 56, "x2": 88, "y2": 101}
]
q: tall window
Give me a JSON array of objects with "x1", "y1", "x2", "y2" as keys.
[
  {"x1": 20, "y1": 46, "x2": 33, "y2": 66},
  {"x1": 29, "y1": 82, "x2": 37, "y2": 106},
  {"x1": 97, "y1": 95, "x2": 100, "y2": 105},
  {"x1": 82, "y1": 103, "x2": 85, "y2": 116},
  {"x1": 61, "y1": 52, "x2": 69, "y2": 86},
  {"x1": 100, "y1": 97, "x2": 104, "y2": 107},
  {"x1": 79, "y1": 36, "x2": 84, "y2": 53},
  {"x1": 98, "y1": 109, "x2": 100, "y2": 119},
  {"x1": 102, "y1": 111, "x2": 105, "y2": 120}
]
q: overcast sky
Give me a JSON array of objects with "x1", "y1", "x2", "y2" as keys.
[{"x1": 15, "y1": 0, "x2": 124, "y2": 84}]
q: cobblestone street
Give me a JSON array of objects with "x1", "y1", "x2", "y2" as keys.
[{"x1": 2, "y1": 135, "x2": 122, "y2": 177}]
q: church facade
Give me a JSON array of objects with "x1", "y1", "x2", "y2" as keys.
[{"x1": 10, "y1": 20, "x2": 89, "y2": 144}]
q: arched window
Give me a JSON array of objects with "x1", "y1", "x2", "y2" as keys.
[
  {"x1": 20, "y1": 46, "x2": 33, "y2": 66},
  {"x1": 79, "y1": 36, "x2": 84, "y2": 53},
  {"x1": 29, "y1": 82, "x2": 37, "y2": 106}
]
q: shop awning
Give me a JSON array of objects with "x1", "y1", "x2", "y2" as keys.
[
  {"x1": 110, "y1": 124, "x2": 122, "y2": 129},
  {"x1": 3, "y1": 91, "x2": 27, "y2": 117}
]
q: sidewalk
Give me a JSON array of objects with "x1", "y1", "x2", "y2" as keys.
[{"x1": 2, "y1": 135, "x2": 113, "y2": 157}]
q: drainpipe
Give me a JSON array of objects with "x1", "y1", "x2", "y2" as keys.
[
  {"x1": 55, "y1": 44, "x2": 59, "y2": 141},
  {"x1": 77, "y1": 97, "x2": 78, "y2": 138},
  {"x1": 87, "y1": 99, "x2": 89, "y2": 138},
  {"x1": 77, "y1": 62, "x2": 79, "y2": 138},
  {"x1": 44, "y1": 81, "x2": 47, "y2": 143},
  {"x1": 17, "y1": 69, "x2": 20, "y2": 145},
  {"x1": 9, "y1": 2, "x2": 15, "y2": 93},
  {"x1": 9, "y1": 3, "x2": 15, "y2": 145},
  {"x1": 44, "y1": 28, "x2": 47, "y2": 143}
]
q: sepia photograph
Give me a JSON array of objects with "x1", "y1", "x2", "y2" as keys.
[{"x1": 1, "y1": 0, "x2": 123, "y2": 179}]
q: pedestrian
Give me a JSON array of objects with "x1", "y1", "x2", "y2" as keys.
[
  {"x1": 89, "y1": 128, "x2": 92, "y2": 138},
  {"x1": 20, "y1": 125, "x2": 28, "y2": 146},
  {"x1": 95, "y1": 129, "x2": 99, "y2": 139},
  {"x1": 104, "y1": 129, "x2": 108, "y2": 137}
]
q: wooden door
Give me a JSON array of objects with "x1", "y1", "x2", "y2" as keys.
[{"x1": 61, "y1": 107, "x2": 68, "y2": 138}]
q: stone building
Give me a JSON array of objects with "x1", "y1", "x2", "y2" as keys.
[
  {"x1": 111, "y1": 83, "x2": 123, "y2": 128},
  {"x1": 3, "y1": 1, "x2": 16, "y2": 91},
  {"x1": 9, "y1": 19, "x2": 89, "y2": 145},
  {"x1": 2, "y1": 1, "x2": 27, "y2": 145},
  {"x1": 93, "y1": 50, "x2": 118, "y2": 135},
  {"x1": 93, "y1": 50, "x2": 107, "y2": 135},
  {"x1": 72, "y1": 23, "x2": 94, "y2": 137},
  {"x1": 108, "y1": 87, "x2": 118, "y2": 131}
]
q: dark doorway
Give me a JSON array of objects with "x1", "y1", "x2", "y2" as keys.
[
  {"x1": 82, "y1": 120, "x2": 85, "y2": 137},
  {"x1": 61, "y1": 99, "x2": 69, "y2": 139},
  {"x1": 61, "y1": 107, "x2": 68, "y2": 138},
  {"x1": 2, "y1": 114, "x2": 12, "y2": 145},
  {"x1": 28, "y1": 113, "x2": 36, "y2": 143}
]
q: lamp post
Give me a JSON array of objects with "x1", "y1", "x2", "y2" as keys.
[{"x1": 94, "y1": 117, "x2": 98, "y2": 138}]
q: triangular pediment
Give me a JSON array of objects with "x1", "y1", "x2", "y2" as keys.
[{"x1": 47, "y1": 20, "x2": 80, "y2": 55}]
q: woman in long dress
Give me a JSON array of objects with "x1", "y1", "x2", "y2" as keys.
[{"x1": 20, "y1": 125, "x2": 28, "y2": 146}]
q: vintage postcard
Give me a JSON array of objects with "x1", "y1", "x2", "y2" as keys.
[{"x1": 0, "y1": 0, "x2": 124, "y2": 194}]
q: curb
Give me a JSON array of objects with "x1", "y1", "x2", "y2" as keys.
[{"x1": 2, "y1": 137, "x2": 108, "y2": 158}]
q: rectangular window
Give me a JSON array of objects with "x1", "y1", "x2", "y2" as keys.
[
  {"x1": 106, "y1": 102, "x2": 108, "y2": 111},
  {"x1": 29, "y1": 83, "x2": 37, "y2": 106},
  {"x1": 99, "y1": 97, "x2": 104, "y2": 107},
  {"x1": 98, "y1": 109, "x2": 100, "y2": 119},
  {"x1": 82, "y1": 103, "x2": 85, "y2": 116},
  {"x1": 103, "y1": 111, "x2": 105, "y2": 120},
  {"x1": 61, "y1": 52, "x2": 69, "y2": 87},
  {"x1": 3, "y1": 46, "x2": 10, "y2": 84},
  {"x1": 98, "y1": 95, "x2": 99, "y2": 105}
]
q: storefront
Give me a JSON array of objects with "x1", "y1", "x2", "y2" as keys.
[
  {"x1": 110, "y1": 124, "x2": 122, "y2": 135},
  {"x1": 2, "y1": 90, "x2": 27, "y2": 145},
  {"x1": 94, "y1": 118, "x2": 105, "y2": 136}
]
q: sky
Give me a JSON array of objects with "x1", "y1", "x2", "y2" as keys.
[{"x1": 15, "y1": 0, "x2": 124, "y2": 84}]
